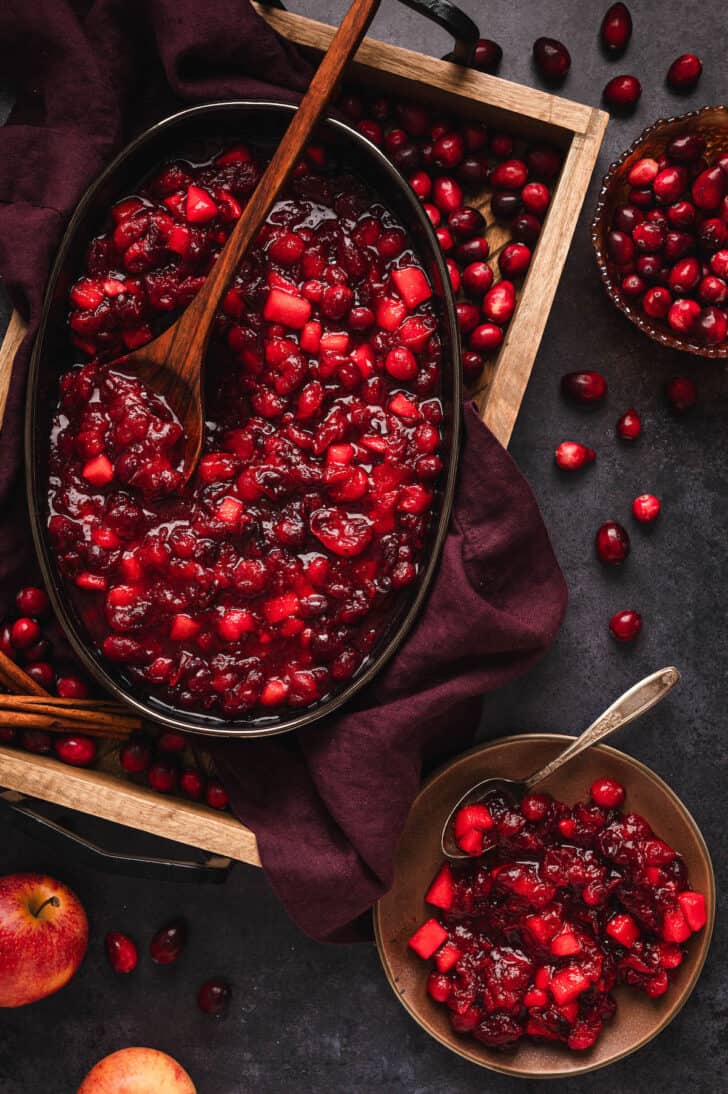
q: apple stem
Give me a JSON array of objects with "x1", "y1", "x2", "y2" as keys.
[{"x1": 34, "y1": 895, "x2": 61, "y2": 917}]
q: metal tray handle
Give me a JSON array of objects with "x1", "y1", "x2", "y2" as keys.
[{"x1": 1, "y1": 791, "x2": 232, "y2": 884}]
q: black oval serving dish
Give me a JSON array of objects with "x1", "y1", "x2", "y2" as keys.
[{"x1": 26, "y1": 101, "x2": 462, "y2": 738}]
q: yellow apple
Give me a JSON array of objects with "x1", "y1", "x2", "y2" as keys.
[
  {"x1": 0, "y1": 872, "x2": 88, "y2": 1007},
  {"x1": 77, "y1": 1048, "x2": 196, "y2": 1093}
]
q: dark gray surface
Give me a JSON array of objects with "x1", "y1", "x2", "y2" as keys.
[{"x1": 1, "y1": 1, "x2": 726, "y2": 1091}]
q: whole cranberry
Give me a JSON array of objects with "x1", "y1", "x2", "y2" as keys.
[
  {"x1": 462, "y1": 351, "x2": 484, "y2": 384},
  {"x1": 431, "y1": 176, "x2": 462, "y2": 214},
  {"x1": 666, "y1": 200, "x2": 696, "y2": 229},
  {"x1": 0, "y1": 624, "x2": 15, "y2": 659},
  {"x1": 521, "y1": 792, "x2": 552, "y2": 822},
  {"x1": 561, "y1": 371, "x2": 607, "y2": 404},
  {"x1": 511, "y1": 213, "x2": 542, "y2": 245},
  {"x1": 607, "y1": 230, "x2": 634, "y2": 266},
  {"x1": 710, "y1": 250, "x2": 728, "y2": 279},
  {"x1": 457, "y1": 155, "x2": 488, "y2": 185},
  {"x1": 628, "y1": 159, "x2": 659, "y2": 188},
  {"x1": 54, "y1": 734, "x2": 97, "y2": 768},
  {"x1": 408, "y1": 170, "x2": 431, "y2": 200},
  {"x1": 665, "y1": 375, "x2": 697, "y2": 410},
  {"x1": 613, "y1": 204, "x2": 644, "y2": 233},
  {"x1": 600, "y1": 3, "x2": 632, "y2": 52},
  {"x1": 554, "y1": 442, "x2": 595, "y2": 470},
  {"x1": 10, "y1": 617, "x2": 41, "y2": 650},
  {"x1": 666, "y1": 53, "x2": 703, "y2": 91},
  {"x1": 25, "y1": 661, "x2": 55, "y2": 690},
  {"x1": 498, "y1": 242, "x2": 531, "y2": 278},
  {"x1": 456, "y1": 301, "x2": 480, "y2": 334},
  {"x1": 197, "y1": 978, "x2": 231, "y2": 1017},
  {"x1": 158, "y1": 730, "x2": 187, "y2": 753},
  {"x1": 20, "y1": 729, "x2": 52, "y2": 755},
  {"x1": 448, "y1": 206, "x2": 486, "y2": 239},
  {"x1": 642, "y1": 285, "x2": 672, "y2": 318},
  {"x1": 455, "y1": 237, "x2": 490, "y2": 264},
  {"x1": 603, "y1": 75, "x2": 641, "y2": 110},
  {"x1": 698, "y1": 275, "x2": 728, "y2": 305},
  {"x1": 150, "y1": 919, "x2": 187, "y2": 964},
  {"x1": 491, "y1": 160, "x2": 528, "y2": 191},
  {"x1": 462, "y1": 261, "x2": 494, "y2": 297},
  {"x1": 0, "y1": 726, "x2": 16, "y2": 744},
  {"x1": 632, "y1": 493, "x2": 661, "y2": 522},
  {"x1": 667, "y1": 133, "x2": 706, "y2": 162},
  {"x1": 629, "y1": 186, "x2": 655, "y2": 209},
  {"x1": 120, "y1": 732, "x2": 153, "y2": 774},
  {"x1": 206, "y1": 778, "x2": 230, "y2": 811},
  {"x1": 533, "y1": 37, "x2": 571, "y2": 82},
  {"x1": 56, "y1": 675, "x2": 90, "y2": 699},
  {"x1": 148, "y1": 758, "x2": 178, "y2": 794},
  {"x1": 668, "y1": 256, "x2": 700, "y2": 294},
  {"x1": 632, "y1": 222, "x2": 664, "y2": 253},
  {"x1": 698, "y1": 218, "x2": 727, "y2": 252},
  {"x1": 491, "y1": 192, "x2": 522, "y2": 220},
  {"x1": 591, "y1": 777, "x2": 626, "y2": 807},
  {"x1": 527, "y1": 145, "x2": 562, "y2": 180},
  {"x1": 692, "y1": 166, "x2": 725, "y2": 211},
  {"x1": 616, "y1": 409, "x2": 641, "y2": 440},
  {"x1": 472, "y1": 38, "x2": 503, "y2": 73},
  {"x1": 663, "y1": 230, "x2": 694, "y2": 263},
  {"x1": 696, "y1": 306, "x2": 727, "y2": 345},
  {"x1": 653, "y1": 166, "x2": 688, "y2": 205},
  {"x1": 105, "y1": 931, "x2": 138, "y2": 974},
  {"x1": 667, "y1": 297, "x2": 701, "y2": 334},
  {"x1": 609, "y1": 609, "x2": 643, "y2": 643},
  {"x1": 621, "y1": 272, "x2": 646, "y2": 297},
  {"x1": 435, "y1": 226, "x2": 454, "y2": 253},
  {"x1": 482, "y1": 281, "x2": 516, "y2": 324},
  {"x1": 15, "y1": 586, "x2": 50, "y2": 618},
  {"x1": 595, "y1": 521, "x2": 630, "y2": 564},
  {"x1": 180, "y1": 768, "x2": 206, "y2": 801},
  {"x1": 469, "y1": 323, "x2": 503, "y2": 354},
  {"x1": 433, "y1": 132, "x2": 465, "y2": 169}
]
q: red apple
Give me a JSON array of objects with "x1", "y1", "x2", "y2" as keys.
[
  {"x1": 77, "y1": 1048, "x2": 196, "y2": 1093},
  {"x1": 0, "y1": 872, "x2": 88, "y2": 1007}
]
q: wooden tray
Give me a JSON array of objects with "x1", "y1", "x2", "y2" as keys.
[{"x1": 0, "y1": 5, "x2": 607, "y2": 871}]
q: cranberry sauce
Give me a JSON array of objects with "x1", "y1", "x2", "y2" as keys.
[
  {"x1": 49, "y1": 142, "x2": 445, "y2": 719},
  {"x1": 410, "y1": 780, "x2": 707, "y2": 1052}
]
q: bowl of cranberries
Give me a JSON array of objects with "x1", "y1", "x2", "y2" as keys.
[
  {"x1": 592, "y1": 105, "x2": 728, "y2": 357},
  {"x1": 374, "y1": 735, "x2": 714, "y2": 1077},
  {"x1": 26, "y1": 101, "x2": 461, "y2": 737}
]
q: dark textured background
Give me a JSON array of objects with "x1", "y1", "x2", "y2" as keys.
[{"x1": 0, "y1": 1, "x2": 725, "y2": 1091}]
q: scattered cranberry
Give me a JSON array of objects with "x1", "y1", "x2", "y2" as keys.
[
  {"x1": 616, "y1": 408, "x2": 641, "y2": 440},
  {"x1": 472, "y1": 38, "x2": 503, "y2": 74},
  {"x1": 105, "y1": 931, "x2": 138, "y2": 974},
  {"x1": 609, "y1": 609, "x2": 643, "y2": 643},
  {"x1": 25, "y1": 661, "x2": 55, "y2": 690},
  {"x1": 603, "y1": 75, "x2": 642, "y2": 111},
  {"x1": 120, "y1": 732, "x2": 153, "y2": 774},
  {"x1": 498, "y1": 242, "x2": 531, "y2": 278},
  {"x1": 554, "y1": 442, "x2": 595, "y2": 471},
  {"x1": 150, "y1": 919, "x2": 187, "y2": 964},
  {"x1": 9, "y1": 617, "x2": 41, "y2": 651},
  {"x1": 180, "y1": 768, "x2": 206, "y2": 801},
  {"x1": 462, "y1": 351, "x2": 484, "y2": 385},
  {"x1": 632, "y1": 493, "x2": 661, "y2": 522},
  {"x1": 55, "y1": 675, "x2": 90, "y2": 699},
  {"x1": 590, "y1": 777, "x2": 626, "y2": 808},
  {"x1": 665, "y1": 375, "x2": 697, "y2": 410},
  {"x1": 157, "y1": 730, "x2": 187, "y2": 753},
  {"x1": 595, "y1": 521, "x2": 630, "y2": 565},
  {"x1": 561, "y1": 371, "x2": 607, "y2": 404},
  {"x1": 666, "y1": 53, "x2": 703, "y2": 92},
  {"x1": 205, "y1": 778, "x2": 229, "y2": 811},
  {"x1": 462, "y1": 261, "x2": 493, "y2": 298},
  {"x1": 197, "y1": 978, "x2": 231, "y2": 1017},
  {"x1": 15, "y1": 586, "x2": 50, "y2": 618},
  {"x1": 600, "y1": 3, "x2": 632, "y2": 52},
  {"x1": 533, "y1": 37, "x2": 571, "y2": 83},
  {"x1": 54, "y1": 734, "x2": 97, "y2": 767},
  {"x1": 20, "y1": 729, "x2": 52, "y2": 755},
  {"x1": 148, "y1": 758, "x2": 178, "y2": 794}
]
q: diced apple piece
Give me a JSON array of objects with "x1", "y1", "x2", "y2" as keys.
[
  {"x1": 425, "y1": 864, "x2": 455, "y2": 910},
  {"x1": 408, "y1": 918, "x2": 448, "y2": 960}
]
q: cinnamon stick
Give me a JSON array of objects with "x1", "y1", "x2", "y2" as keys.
[
  {"x1": 0, "y1": 695, "x2": 141, "y2": 734},
  {"x1": 0, "y1": 711, "x2": 130, "y2": 740}
]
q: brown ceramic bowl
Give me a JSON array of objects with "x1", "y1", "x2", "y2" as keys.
[
  {"x1": 591, "y1": 105, "x2": 728, "y2": 359},
  {"x1": 374, "y1": 734, "x2": 715, "y2": 1078}
]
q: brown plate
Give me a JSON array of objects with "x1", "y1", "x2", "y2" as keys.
[
  {"x1": 591, "y1": 105, "x2": 728, "y2": 359},
  {"x1": 373, "y1": 734, "x2": 715, "y2": 1078}
]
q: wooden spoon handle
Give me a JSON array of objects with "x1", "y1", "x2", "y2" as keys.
[{"x1": 167, "y1": 0, "x2": 381, "y2": 374}]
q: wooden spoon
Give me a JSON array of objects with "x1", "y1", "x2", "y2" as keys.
[{"x1": 122, "y1": 0, "x2": 380, "y2": 481}]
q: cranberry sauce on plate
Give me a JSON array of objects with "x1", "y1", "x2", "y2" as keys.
[{"x1": 48, "y1": 141, "x2": 445, "y2": 719}]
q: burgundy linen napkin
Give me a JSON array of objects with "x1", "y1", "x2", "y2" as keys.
[{"x1": 0, "y1": 0, "x2": 567, "y2": 940}]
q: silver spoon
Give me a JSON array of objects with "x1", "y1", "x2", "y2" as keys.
[{"x1": 441, "y1": 666, "x2": 681, "y2": 860}]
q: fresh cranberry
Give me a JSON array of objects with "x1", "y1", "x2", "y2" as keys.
[
  {"x1": 469, "y1": 324, "x2": 503, "y2": 354},
  {"x1": 692, "y1": 166, "x2": 724, "y2": 210},
  {"x1": 105, "y1": 931, "x2": 138, "y2": 974},
  {"x1": 433, "y1": 133, "x2": 465, "y2": 170},
  {"x1": 511, "y1": 213, "x2": 542, "y2": 245},
  {"x1": 521, "y1": 182, "x2": 550, "y2": 217},
  {"x1": 54, "y1": 734, "x2": 97, "y2": 767},
  {"x1": 55, "y1": 675, "x2": 90, "y2": 699},
  {"x1": 554, "y1": 442, "x2": 595, "y2": 471},
  {"x1": 527, "y1": 145, "x2": 562, "y2": 180},
  {"x1": 448, "y1": 206, "x2": 485, "y2": 239},
  {"x1": 667, "y1": 297, "x2": 701, "y2": 335},
  {"x1": 206, "y1": 779, "x2": 229, "y2": 811},
  {"x1": 561, "y1": 371, "x2": 607, "y2": 404},
  {"x1": 150, "y1": 919, "x2": 187, "y2": 964},
  {"x1": 533, "y1": 37, "x2": 571, "y2": 82},
  {"x1": 653, "y1": 166, "x2": 688, "y2": 205},
  {"x1": 613, "y1": 204, "x2": 644, "y2": 233},
  {"x1": 616, "y1": 409, "x2": 641, "y2": 440},
  {"x1": 482, "y1": 281, "x2": 515, "y2": 324},
  {"x1": 15, "y1": 586, "x2": 50, "y2": 618},
  {"x1": 696, "y1": 306, "x2": 728, "y2": 345},
  {"x1": 20, "y1": 729, "x2": 52, "y2": 754},
  {"x1": 668, "y1": 256, "x2": 700, "y2": 294},
  {"x1": 601, "y1": 4, "x2": 632, "y2": 52},
  {"x1": 462, "y1": 352, "x2": 484, "y2": 385},
  {"x1": 609, "y1": 609, "x2": 643, "y2": 643},
  {"x1": 472, "y1": 38, "x2": 503, "y2": 73},
  {"x1": 621, "y1": 273, "x2": 645, "y2": 298},
  {"x1": 666, "y1": 53, "x2": 703, "y2": 91},
  {"x1": 197, "y1": 978, "x2": 231, "y2": 1017},
  {"x1": 120, "y1": 733, "x2": 153, "y2": 774},
  {"x1": 462, "y1": 262, "x2": 493, "y2": 298},
  {"x1": 491, "y1": 192, "x2": 522, "y2": 220},
  {"x1": 10, "y1": 617, "x2": 41, "y2": 651},
  {"x1": 590, "y1": 777, "x2": 626, "y2": 807},
  {"x1": 665, "y1": 375, "x2": 697, "y2": 410},
  {"x1": 25, "y1": 661, "x2": 55, "y2": 690},
  {"x1": 667, "y1": 133, "x2": 706, "y2": 162},
  {"x1": 603, "y1": 75, "x2": 641, "y2": 110},
  {"x1": 607, "y1": 230, "x2": 634, "y2": 266},
  {"x1": 632, "y1": 494, "x2": 661, "y2": 522},
  {"x1": 642, "y1": 285, "x2": 672, "y2": 319},
  {"x1": 148, "y1": 759, "x2": 178, "y2": 794},
  {"x1": 595, "y1": 521, "x2": 630, "y2": 564},
  {"x1": 491, "y1": 160, "x2": 528, "y2": 191},
  {"x1": 157, "y1": 730, "x2": 187, "y2": 753},
  {"x1": 498, "y1": 243, "x2": 531, "y2": 278},
  {"x1": 180, "y1": 768, "x2": 205, "y2": 801}
]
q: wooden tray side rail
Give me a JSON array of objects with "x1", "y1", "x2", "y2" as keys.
[{"x1": 0, "y1": 8, "x2": 607, "y2": 868}]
